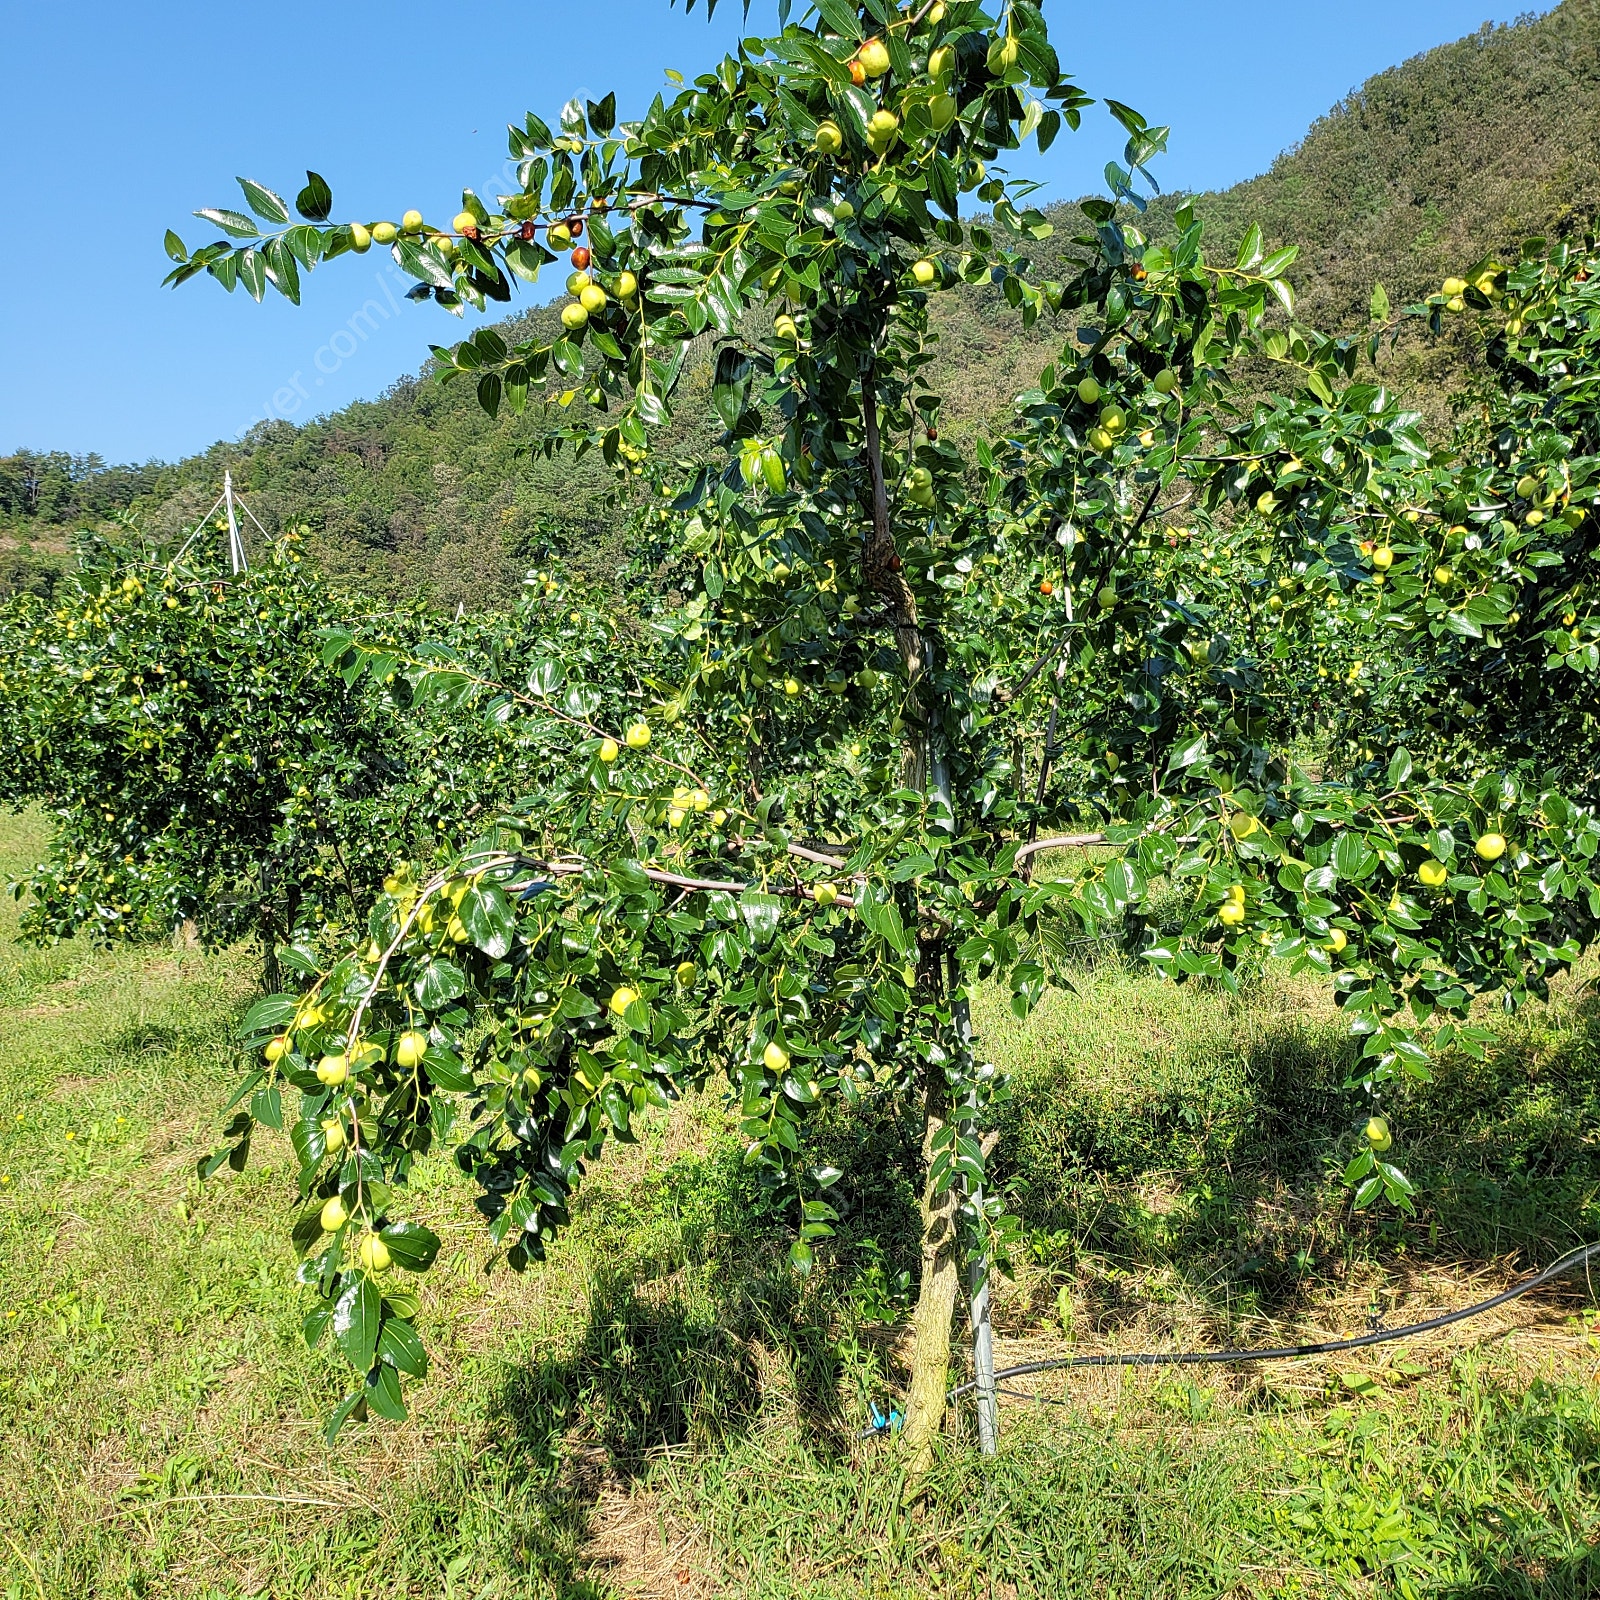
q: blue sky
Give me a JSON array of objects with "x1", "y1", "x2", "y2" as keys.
[{"x1": 0, "y1": 1, "x2": 1545, "y2": 466}]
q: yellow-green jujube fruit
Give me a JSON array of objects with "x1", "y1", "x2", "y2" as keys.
[
  {"x1": 371, "y1": 221, "x2": 397, "y2": 244},
  {"x1": 1418, "y1": 859, "x2": 1449, "y2": 888},
  {"x1": 857, "y1": 37, "x2": 890, "y2": 76},
  {"x1": 599, "y1": 737, "x2": 619, "y2": 763},
  {"x1": 610, "y1": 986, "x2": 639, "y2": 1016},
  {"x1": 561, "y1": 302, "x2": 589, "y2": 330},
  {"x1": 1327, "y1": 927, "x2": 1348, "y2": 954},
  {"x1": 625, "y1": 721, "x2": 651, "y2": 748},
  {"x1": 358, "y1": 1235, "x2": 392, "y2": 1273},
  {"x1": 579, "y1": 283, "x2": 608, "y2": 313},
  {"x1": 1371, "y1": 546, "x2": 1395, "y2": 571},
  {"x1": 763, "y1": 1041, "x2": 790, "y2": 1072},
  {"x1": 321, "y1": 1118, "x2": 346, "y2": 1154},
  {"x1": 675, "y1": 962, "x2": 698, "y2": 987},
  {"x1": 395, "y1": 1030, "x2": 428, "y2": 1068},
  {"x1": 815, "y1": 120, "x2": 843, "y2": 155},
  {"x1": 987, "y1": 33, "x2": 1019, "y2": 72},
  {"x1": 1365, "y1": 1115, "x2": 1392, "y2": 1152},
  {"x1": 1475, "y1": 832, "x2": 1508, "y2": 862},
  {"x1": 349, "y1": 223, "x2": 372, "y2": 253},
  {"x1": 316, "y1": 1053, "x2": 349, "y2": 1087},
  {"x1": 320, "y1": 1196, "x2": 349, "y2": 1232},
  {"x1": 1218, "y1": 901, "x2": 1246, "y2": 926},
  {"x1": 401, "y1": 209, "x2": 424, "y2": 233},
  {"x1": 813, "y1": 882, "x2": 839, "y2": 906}
]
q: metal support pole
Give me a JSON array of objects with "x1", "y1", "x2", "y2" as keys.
[
  {"x1": 927, "y1": 637, "x2": 999, "y2": 1453},
  {"x1": 950, "y1": 951, "x2": 998, "y2": 1455},
  {"x1": 223, "y1": 470, "x2": 248, "y2": 575},
  {"x1": 969, "y1": 1234, "x2": 998, "y2": 1454}
]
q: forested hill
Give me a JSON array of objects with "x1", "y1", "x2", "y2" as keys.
[{"x1": 5, "y1": 0, "x2": 1597, "y2": 608}]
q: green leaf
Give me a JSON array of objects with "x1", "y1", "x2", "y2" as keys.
[
  {"x1": 194, "y1": 208, "x2": 259, "y2": 239},
  {"x1": 364, "y1": 1360, "x2": 407, "y2": 1420},
  {"x1": 324, "y1": 1389, "x2": 367, "y2": 1444},
  {"x1": 262, "y1": 238, "x2": 301, "y2": 304},
  {"x1": 738, "y1": 889, "x2": 784, "y2": 948},
  {"x1": 249, "y1": 1084, "x2": 283, "y2": 1130},
  {"x1": 504, "y1": 241, "x2": 545, "y2": 283},
  {"x1": 379, "y1": 1220, "x2": 441, "y2": 1271},
  {"x1": 460, "y1": 880, "x2": 515, "y2": 958},
  {"x1": 377, "y1": 1315, "x2": 429, "y2": 1377},
  {"x1": 423, "y1": 1046, "x2": 474, "y2": 1093},
  {"x1": 396, "y1": 239, "x2": 455, "y2": 290},
  {"x1": 415, "y1": 958, "x2": 466, "y2": 1008},
  {"x1": 237, "y1": 178, "x2": 290, "y2": 225},
  {"x1": 239, "y1": 993, "x2": 298, "y2": 1042},
  {"x1": 711, "y1": 345, "x2": 752, "y2": 432},
  {"x1": 812, "y1": 0, "x2": 864, "y2": 39},
  {"x1": 236, "y1": 249, "x2": 267, "y2": 302},
  {"x1": 333, "y1": 1275, "x2": 381, "y2": 1372},
  {"x1": 1370, "y1": 281, "x2": 1391, "y2": 322},
  {"x1": 296, "y1": 171, "x2": 333, "y2": 222},
  {"x1": 163, "y1": 230, "x2": 189, "y2": 263}
]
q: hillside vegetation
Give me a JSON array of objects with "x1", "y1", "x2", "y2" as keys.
[{"x1": 5, "y1": 1, "x2": 1598, "y2": 609}]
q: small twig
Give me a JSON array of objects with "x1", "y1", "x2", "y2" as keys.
[
  {"x1": 524, "y1": 855, "x2": 857, "y2": 907},
  {"x1": 1014, "y1": 832, "x2": 1107, "y2": 863}
]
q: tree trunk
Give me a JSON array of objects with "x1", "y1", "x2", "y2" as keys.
[
  {"x1": 900, "y1": 1062, "x2": 962, "y2": 1469},
  {"x1": 860, "y1": 372, "x2": 963, "y2": 1470}
]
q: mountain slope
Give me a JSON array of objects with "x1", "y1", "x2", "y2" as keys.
[{"x1": 5, "y1": 1, "x2": 1598, "y2": 605}]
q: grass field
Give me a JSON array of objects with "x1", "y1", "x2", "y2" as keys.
[{"x1": 4, "y1": 807, "x2": 1600, "y2": 1598}]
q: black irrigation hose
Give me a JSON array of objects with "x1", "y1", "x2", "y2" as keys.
[{"x1": 943, "y1": 1238, "x2": 1600, "y2": 1407}]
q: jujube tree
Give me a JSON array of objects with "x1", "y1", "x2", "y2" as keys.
[{"x1": 164, "y1": 0, "x2": 1600, "y2": 1462}]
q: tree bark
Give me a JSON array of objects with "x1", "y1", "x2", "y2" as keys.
[
  {"x1": 901, "y1": 1061, "x2": 962, "y2": 1469},
  {"x1": 860, "y1": 377, "x2": 929, "y2": 790},
  {"x1": 859, "y1": 373, "x2": 964, "y2": 1468}
]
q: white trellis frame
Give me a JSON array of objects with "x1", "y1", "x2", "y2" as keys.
[{"x1": 172, "y1": 471, "x2": 270, "y2": 574}]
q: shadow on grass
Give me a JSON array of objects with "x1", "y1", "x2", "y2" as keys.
[
  {"x1": 415, "y1": 1100, "x2": 925, "y2": 1590},
  {"x1": 989, "y1": 966, "x2": 1600, "y2": 1336},
  {"x1": 398, "y1": 972, "x2": 1600, "y2": 1592}
]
